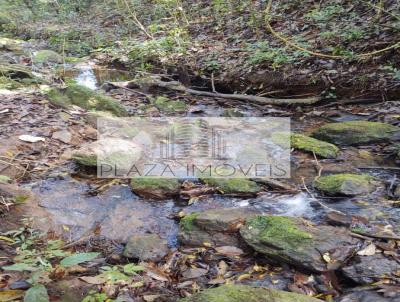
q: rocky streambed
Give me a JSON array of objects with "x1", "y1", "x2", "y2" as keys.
[{"x1": 1, "y1": 37, "x2": 400, "y2": 301}]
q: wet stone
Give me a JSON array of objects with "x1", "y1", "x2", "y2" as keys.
[
  {"x1": 178, "y1": 207, "x2": 259, "y2": 247},
  {"x1": 123, "y1": 234, "x2": 169, "y2": 262},
  {"x1": 179, "y1": 284, "x2": 322, "y2": 302},
  {"x1": 342, "y1": 254, "x2": 400, "y2": 285},
  {"x1": 338, "y1": 290, "x2": 399, "y2": 302},
  {"x1": 240, "y1": 216, "x2": 359, "y2": 272},
  {"x1": 314, "y1": 174, "x2": 379, "y2": 196}
]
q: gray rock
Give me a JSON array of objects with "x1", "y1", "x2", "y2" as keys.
[
  {"x1": 123, "y1": 234, "x2": 169, "y2": 262},
  {"x1": 342, "y1": 255, "x2": 400, "y2": 285},
  {"x1": 179, "y1": 284, "x2": 322, "y2": 302},
  {"x1": 178, "y1": 207, "x2": 259, "y2": 247},
  {"x1": 338, "y1": 290, "x2": 398, "y2": 302},
  {"x1": 312, "y1": 121, "x2": 398, "y2": 146},
  {"x1": 240, "y1": 216, "x2": 359, "y2": 272}
]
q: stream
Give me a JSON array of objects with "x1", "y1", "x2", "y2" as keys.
[{"x1": 21, "y1": 63, "x2": 400, "y2": 247}]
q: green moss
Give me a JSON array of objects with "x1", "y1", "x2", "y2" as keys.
[
  {"x1": 291, "y1": 133, "x2": 339, "y2": 158},
  {"x1": 66, "y1": 84, "x2": 128, "y2": 116},
  {"x1": 153, "y1": 96, "x2": 187, "y2": 114},
  {"x1": 201, "y1": 177, "x2": 260, "y2": 194},
  {"x1": 71, "y1": 153, "x2": 97, "y2": 167},
  {"x1": 0, "y1": 63, "x2": 34, "y2": 79},
  {"x1": 315, "y1": 173, "x2": 374, "y2": 195},
  {"x1": 47, "y1": 84, "x2": 128, "y2": 116},
  {"x1": 312, "y1": 121, "x2": 398, "y2": 145},
  {"x1": 33, "y1": 50, "x2": 63, "y2": 64},
  {"x1": 179, "y1": 284, "x2": 321, "y2": 302},
  {"x1": 246, "y1": 216, "x2": 312, "y2": 250},
  {"x1": 0, "y1": 76, "x2": 22, "y2": 89},
  {"x1": 180, "y1": 212, "x2": 200, "y2": 232},
  {"x1": 130, "y1": 178, "x2": 180, "y2": 194},
  {"x1": 15, "y1": 195, "x2": 29, "y2": 203}
]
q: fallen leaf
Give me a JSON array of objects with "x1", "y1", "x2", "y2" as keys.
[
  {"x1": 23, "y1": 284, "x2": 49, "y2": 302},
  {"x1": 60, "y1": 252, "x2": 100, "y2": 267},
  {"x1": 182, "y1": 268, "x2": 208, "y2": 279},
  {"x1": 215, "y1": 246, "x2": 244, "y2": 256},
  {"x1": 79, "y1": 275, "x2": 107, "y2": 285},
  {"x1": 322, "y1": 253, "x2": 331, "y2": 263},
  {"x1": 18, "y1": 135, "x2": 45, "y2": 143},
  {"x1": 357, "y1": 243, "x2": 376, "y2": 256},
  {"x1": 0, "y1": 290, "x2": 24, "y2": 302}
]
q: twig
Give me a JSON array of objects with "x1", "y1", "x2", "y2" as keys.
[{"x1": 211, "y1": 72, "x2": 217, "y2": 93}]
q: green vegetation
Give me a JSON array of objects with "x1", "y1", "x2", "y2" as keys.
[
  {"x1": 315, "y1": 173, "x2": 375, "y2": 196},
  {"x1": 180, "y1": 284, "x2": 321, "y2": 302},
  {"x1": 201, "y1": 177, "x2": 261, "y2": 194},
  {"x1": 313, "y1": 121, "x2": 398, "y2": 145},
  {"x1": 180, "y1": 212, "x2": 200, "y2": 232},
  {"x1": 47, "y1": 84, "x2": 128, "y2": 116},
  {"x1": 245, "y1": 216, "x2": 312, "y2": 250}
]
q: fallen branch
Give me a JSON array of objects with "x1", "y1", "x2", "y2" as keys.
[{"x1": 125, "y1": 77, "x2": 321, "y2": 106}]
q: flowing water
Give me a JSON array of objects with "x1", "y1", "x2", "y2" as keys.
[{"x1": 28, "y1": 63, "x2": 399, "y2": 246}]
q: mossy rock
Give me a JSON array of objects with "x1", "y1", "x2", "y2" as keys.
[
  {"x1": 314, "y1": 173, "x2": 378, "y2": 196},
  {"x1": 153, "y1": 96, "x2": 187, "y2": 114},
  {"x1": 47, "y1": 84, "x2": 128, "y2": 116},
  {"x1": 312, "y1": 121, "x2": 398, "y2": 146},
  {"x1": 33, "y1": 50, "x2": 63, "y2": 64},
  {"x1": 271, "y1": 132, "x2": 339, "y2": 158},
  {"x1": 291, "y1": 133, "x2": 339, "y2": 158},
  {"x1": 240, "y1": 215, "x2": 359, "y2": 272},
  {"x1": 179, "y1": 208, "x2": 259, "y2": 247},
  {"x1": 0, "y1": 76, "x2": 22, "y2": 89},
  {"x1": 0, "y1": 63, "x2": 34, "y2": 79},
  {"x1": 179, "y1": 284, "x2": 322, "y2": 302},
  {"x1": 0, "y1": 38, "x2": 22, "y2": 52},
  {"x1": 72, "y1": 139, "x2": 142, "y2": 168},
  {"x1": 201, "y1": 177, "x2": 261, "y2": 194},
  {"x1": 130, "y1": 178, "x2": 181, "y2": 199}
]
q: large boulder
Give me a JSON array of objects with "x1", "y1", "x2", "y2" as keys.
[
  {"x1": 123, "y1": 234, "x2": 169, "y2": 261},
  {"x1": 312, "y1": 121, "x2": 398, "y2": 146},
  {"x1": 240, "y1": 216, "x2": 359, "y2": 272},
  {"x1": 342, "y1": 255, "x2": 400, "y2": 285},
  {"x1": 314, "y1": 173, "x2": 379, "y2": 196},
  {"x1": 200, "y1": 177, "x2": 261, "y2": 195},
  {"x1": 179, "y1": 284, "x2": 322, "y2": 302},
  {"x1": 130, "y1": 178, "x2": 181, "y2": 199},
  {"x1": 179, "y1": 208, "x2": 259, "y2": 247},
  {"x1": 33, "y1": 50, "x2": 63, "y2": 64},
  {"x1": 47, "y1": 84, "x2": 128, "y2": 116}
]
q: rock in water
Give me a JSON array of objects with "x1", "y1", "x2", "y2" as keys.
[
  {"x1": 314, "y1": 173, "x2": 379, "y2": 196},
  {"x1": 240, "y1": 216, "x2": 359, "y2": 272},
  {"x1": 342, "y1": 255, "x2": 400, "y2": 285},
  {"x1": 200, "y1": 177, "x2": 261, "y2": 194},
  {"x1": 130, "y1": 178, "x2": 181, "y2": 199},
  {"x1": 123, "y1": 234, "x2": 169, "y2": 261},
  {"x1": 179, "y1": 208, "x2": 259, "y2": 247},
  {"x1": 179, "y1": 284, "x2": 322, "y2": 302},
  {"x1": 312, "y1": 121, "x2": 398, "y2": 146}
]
